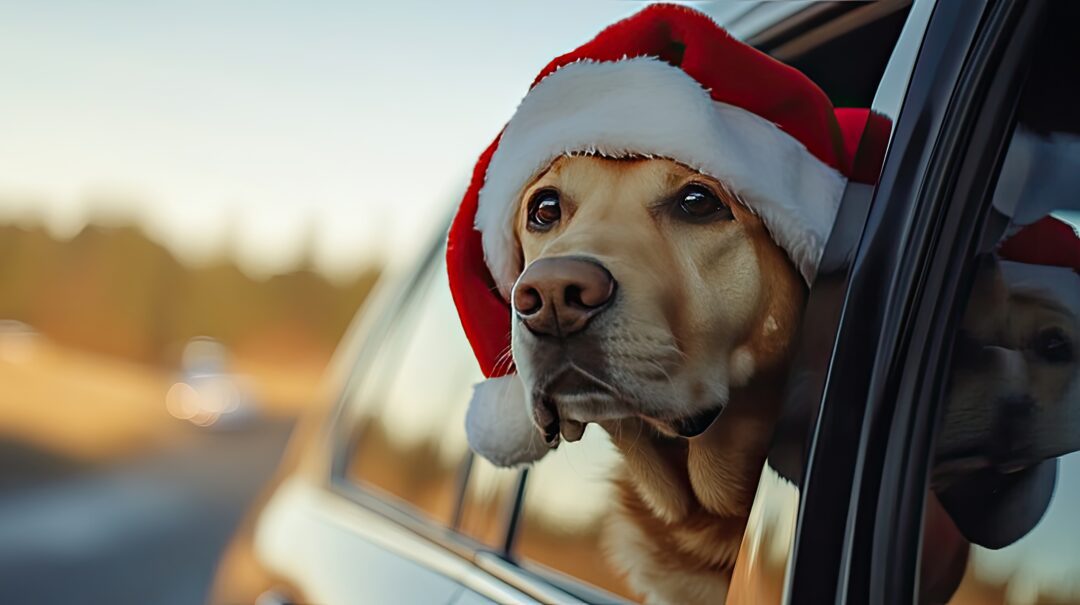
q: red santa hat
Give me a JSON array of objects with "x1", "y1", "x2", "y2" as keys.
[{"x1": 447, "y1": 4, "x2": 888, "y2": 466}]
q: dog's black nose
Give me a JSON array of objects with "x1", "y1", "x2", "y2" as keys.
[{"x1": 513, "y1": 257, "x2": 615, "y2": 337}]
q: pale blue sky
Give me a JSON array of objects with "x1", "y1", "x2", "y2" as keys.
[{"x1": 0, "y1": 0, "x2": 723, "y2": 279}]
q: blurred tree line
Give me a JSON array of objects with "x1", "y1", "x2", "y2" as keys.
[{"x1": 0, "y1": 221, "x2": 380, "y2": 366}]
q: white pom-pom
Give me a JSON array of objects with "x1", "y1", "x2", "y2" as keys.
[{"x1": 465, "y1": 374, "x2": 552, "y2": 467}]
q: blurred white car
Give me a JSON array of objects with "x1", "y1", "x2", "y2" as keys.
[{"x1": 166, "y1": 337, "x2": 256, "y2": 429}]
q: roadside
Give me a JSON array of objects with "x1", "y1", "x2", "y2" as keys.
[
  {"x1": 0, "y1": 331, "x2": 314, "y2": 604},
  {"x1": 0, "y1": 421, "x2": 293, "y2": 605}
]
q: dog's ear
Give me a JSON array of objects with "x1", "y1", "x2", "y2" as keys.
[
  {"x1": 961, "y1": 254, "x2": 1009, "y2": 344},
  {"x1": 937, "y1": 459, "x2": 1057, "y2": 549}
]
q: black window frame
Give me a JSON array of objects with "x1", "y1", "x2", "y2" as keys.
[
  {"x1": 864, "y1": 1, "x2": 1050, "y2": 602},
  {"x1": 786, "y1": 0, "x2": 1050, "y2": 603}
]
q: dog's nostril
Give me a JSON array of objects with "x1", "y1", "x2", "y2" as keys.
[
  {"x1": 565, "y1": 278, "x2": 614, "y2": 309},
  {"x1": 514, "y1": 286, "x2": 543, "y2": 316},
  {"x1": 565, "y1": 285, "x2": 584, "y2": 308}
]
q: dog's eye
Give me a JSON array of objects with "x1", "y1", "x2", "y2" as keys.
[
  {"x1": 527, "y1": 189, "x2": 561, "y2": 230},
  {"x1": 676, "y1": 185, "x2": 732, "y2": 222},
  {"x1": 1033, "y1": 327, "x2": 1074, "y2": 363}
]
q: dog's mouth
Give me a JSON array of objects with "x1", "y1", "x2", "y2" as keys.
[
  {"x1": 533, "y1": 366, "x2": 618, "y2": 445},
  {"x1": 933, "y1": 446, "x2": 1037, "y2": 486},
  {"x1": 934, "y1": 394, "x2": 1041, "y2": 484},
  {"x1": 532, "y1": 365, "x2": 725, "y2": 443},
  {"x1": 639, "y1": 406, "x2": 725, "y2": 438}
]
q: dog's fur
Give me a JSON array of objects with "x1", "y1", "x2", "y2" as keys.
[{"x1": 511, "y1": 156, "x2": 806, "y2": 603}]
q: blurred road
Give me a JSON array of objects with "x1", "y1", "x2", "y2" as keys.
[{"x1": 0, "y1": 419, "x2": 293, "y2": 605}]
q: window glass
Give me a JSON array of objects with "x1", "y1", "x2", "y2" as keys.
[
  {"x1": 456, "y1": 456, "x2": 519, "y2": 547},
  {"x1": 515, "y1": 425, "x2": 636, "y2": 600},
  {"x1": 921, "y1": 5, "x2": 1080, "y2": 603},
  {"x1": 342, "y1": 256, "x2": 483, "y2": 525}
]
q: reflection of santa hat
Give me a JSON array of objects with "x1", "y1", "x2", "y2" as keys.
[
  {"x1": 999, "y1": 215, "x2": 1080, "y2": 312},
  {"x1": 999, "y1": 215, "x2": 1080, "y2": 273},
  {"x1": 446, "y1": 4, "x2": 889, "y2": 465}
]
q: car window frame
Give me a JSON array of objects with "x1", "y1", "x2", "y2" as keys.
[
  {"x1": 784, "y1": 0, "x2": 1051, "y2": 603},
  {"x1": 748, "y1": 0, "x2": 946, "y2": 600},
  {"x1": 783, "y1": 0, "x2": 994, "y2": 602}
]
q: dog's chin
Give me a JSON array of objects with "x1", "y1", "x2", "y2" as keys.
[{"x1": 531, "y1": 364, "x2": 727, "y2": 443}]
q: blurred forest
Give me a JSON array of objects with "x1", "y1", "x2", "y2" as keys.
[{"x1": 0, "y1": 221, "x2": 380, "y2": 367}]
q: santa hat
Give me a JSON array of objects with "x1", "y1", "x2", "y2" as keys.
[{"x1": 447, "y1": 4, "x2": 889, "y2": 466}]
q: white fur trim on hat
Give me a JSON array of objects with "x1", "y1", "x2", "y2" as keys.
[
  {"x1": 475, "y1": 57, "x2": 848, "y2": 296},
  {"x1": 465, "y1": 374, "x2": 552, "y2": 467}
]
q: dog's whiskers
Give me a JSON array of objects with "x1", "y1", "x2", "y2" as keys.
[
  {"x1": 645, "y1": 358, "x2": 677, "y2": 392},
  {"x1": 491, "y1": 345, "x2": 515, "y2": 375}
]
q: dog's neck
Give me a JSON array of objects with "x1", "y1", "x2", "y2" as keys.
[{"x1": 605, "y1": 370, "x2": 786, "y2": 525}]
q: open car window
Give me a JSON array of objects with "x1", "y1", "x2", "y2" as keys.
[{"x1": 325, "y1": 2, "x2": 926, "y2": 603}]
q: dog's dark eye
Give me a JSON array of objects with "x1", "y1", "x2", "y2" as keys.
[
  {"x1": 527, "y1": 189, "x2": 561, "y2": 231},
  {"x1": 1033, "y1": 327, "x2": 1074, "y2": 363},
  {"x1": 676, "y1": 185, "x2": 732, "y2": 222}
]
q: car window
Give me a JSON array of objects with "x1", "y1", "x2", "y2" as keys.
[
  {"x1": 919, "y1": 5, "x2": 1080, "y2": 603},
  {"x1": 333, "y1": 2, "x2": 923, "y2": 600},
  {"x1": 340, "y1": 255, "x2": 482, "y2": 525}
]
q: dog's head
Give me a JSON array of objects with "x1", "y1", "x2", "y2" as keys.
[
  {"x1": 934, "y1": 257, "x2": 1080, "y2": 484},
  {"x1": 508, "y1": 155, "x2": 806, "y2": 445}
]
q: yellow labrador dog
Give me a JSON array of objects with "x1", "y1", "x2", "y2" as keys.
[{"x1": 509, "y1": 154, "x2": 806, "y2": 603}]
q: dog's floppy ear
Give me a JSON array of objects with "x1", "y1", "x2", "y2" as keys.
[
  {"x1": 961, "y1": 254, "x2": 1009, "y2": 342},
  {"x1": 937, "y1": 459, "x2": 1057, "y2": 549},
  {"x1": 465, "y1": 374, "x2": 553, "y2": 467}
]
